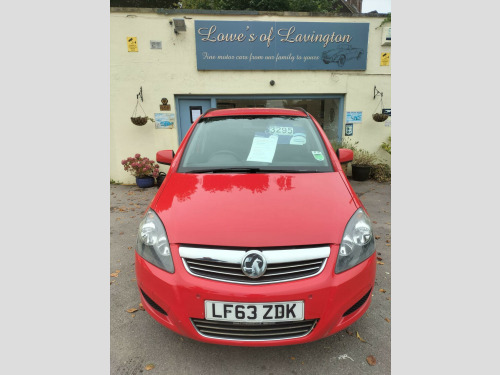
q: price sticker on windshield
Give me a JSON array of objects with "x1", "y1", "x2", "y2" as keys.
[{"x1": 267, "y1": 126, "x2": 294, "y2": 135}]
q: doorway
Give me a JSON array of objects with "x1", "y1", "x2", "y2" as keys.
[
  {"x1": 176, "y1": 95, "x2": 344, "y2": 145},
  {"x1": 177, "y1": 98, "x2": 212, "y2": 142}
]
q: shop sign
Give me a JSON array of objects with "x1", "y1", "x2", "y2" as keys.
[{"x1": 195, "y1": 21, "x2": 369, "y2": 71}]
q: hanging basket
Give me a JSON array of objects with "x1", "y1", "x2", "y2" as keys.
[
  {"x1": 372, "y1": 89, "x2": 390, "y2": 123},
  {"x1": 131, "y1": 99, "x2": 150, "y2": 126},
  {"x1": 131, "y1": 116, "x2": 149, "y2": 126},
  {"x1": 372, "y1": 113, "x2": 389, "y2": 122}
]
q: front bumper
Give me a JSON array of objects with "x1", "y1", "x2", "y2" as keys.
[{"x1": 135, "y1": 244, "x2": 376, "y2": 347}]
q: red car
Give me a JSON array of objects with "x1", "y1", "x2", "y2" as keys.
[{"x1": 135, "y1": 107, "x2": 376, "y2": 346}]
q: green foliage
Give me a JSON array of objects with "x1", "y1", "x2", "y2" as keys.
[
  {"x1": 182, "y1": 0, "x2": 342, "y2": 12},
  {"x1": 110, "y1": 179, "x2": 123, "y2": 185},
  {"x1": 249, "y1": 0, "x2": 291, "y2": 11},
  {"x1": 288, "y1": 0, "x2": 340, "y2": 13},
  {"x1": 370, "y1": 163, "x2": 391, "y2": 182},
  {"x1": 110, "y1": 0, "x2": 180, "y2": 8},
  {"x1": 331, "y1": 138, "x2": 359, "y2": 152},
  {"x1": 352, "y1": 149, "x2": 378, "y2": 167},
  {"x1": 381, "y1": 136, "x2": 391, "y2": 155},
  {"x1": 377, "y1": 12, "x2": 391, "y2": 28},
  {"x1": 332, "y1": 137, "x2": 390, "y2": 182}
]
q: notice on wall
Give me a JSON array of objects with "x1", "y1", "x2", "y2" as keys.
[
  {"x1": 345, "y1": 123, "x2": 353, "y2": 136},
  {"x1": 380, "y1": 52, "x2": 390, "y2": 66},
  {"x1": 246, "y1": 134, "x2": 279, "y2": 163},
  {"x1": 346, "y1": 112, "x2": 362, "y2": 123},
  {"x1": 154, "y1": 113, "x2": 175, "y2": 129},
  {"x1": 127, "y1": 37, "x2": 138, "y2": 52}
]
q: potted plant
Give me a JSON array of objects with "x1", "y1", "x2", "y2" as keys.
[
  {"x1": 121, "y1": 153, "x2": 160, "y2": 188},
  {"x1": 352, "y1": 149, "x2": 378, "y2": 181}
]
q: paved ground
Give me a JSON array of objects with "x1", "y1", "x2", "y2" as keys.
[{"x1": 110, "y1": 178, "x2": 391, "y2": 375}]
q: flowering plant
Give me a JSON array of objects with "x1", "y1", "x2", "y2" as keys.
[{"x1": 121, "y1": 154, "x2": 160, "y2": 178}]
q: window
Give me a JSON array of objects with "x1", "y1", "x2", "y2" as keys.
[{"x1": 178, "y1": 116, "x2": 334, "y2": 173}]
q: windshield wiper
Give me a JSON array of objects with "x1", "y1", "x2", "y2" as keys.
[
  {"x1": 186, "y1": 167, "x2": 264, "y2": 174},
  {"x1": 262, "y1": 169, "x2": 320, "y2": 173}
]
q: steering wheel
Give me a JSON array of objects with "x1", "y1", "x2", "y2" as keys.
[{"x1": 208, "y1": 150, "x2": 242, "y2": 162}]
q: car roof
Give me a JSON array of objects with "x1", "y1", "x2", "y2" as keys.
[{"x1": 202, "y1": 107, "x2": 308, "y2": 118}]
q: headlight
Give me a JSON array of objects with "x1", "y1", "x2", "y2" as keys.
[
  {"x1": 137, "y1": 209, "x2": 174, "y2": 273},
  {"x1": 335, "y1": 208, "x2": 375, "y2": 273}
]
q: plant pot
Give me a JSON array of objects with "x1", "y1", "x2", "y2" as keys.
[
  {"x1": 156, "y1": 172, "x2": 166, "y2": 187},
  {"x1": 352, "y1": 165, "x2": 371, "y2": 181},
  {"x1": 136, "y1": 176, "x2": 155, "y2": 188},
  {"x1": 131, "y1": 116, "x2": 149, "y2": 126}
]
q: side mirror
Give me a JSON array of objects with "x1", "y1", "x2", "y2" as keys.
[
  {"x1": 156, "y1": 150, "x2": 175, "y2": 165},
  {"x1": 337, "y1": 148, "x2": 353, "y2": 164}
]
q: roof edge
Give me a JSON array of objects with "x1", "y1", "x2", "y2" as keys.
[{"x1": 110, "y1": 7, "x2": 389, "y2": 18}]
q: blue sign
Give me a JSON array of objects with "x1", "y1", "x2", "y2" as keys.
[
  {"x1": 346, "y1": 111, "x2": 362, "y2": 123},
  {"x1": 195, "y1": 20, "x2": 369, "y2": 71}
]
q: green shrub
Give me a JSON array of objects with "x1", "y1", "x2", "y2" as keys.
[
  {"x1": 381, "y1": 136, "x2": 391, "y2": 155},
  {"x1": 352, "y1": 149, "x2": 378, "y2": 167},
  {"x1": 370, "y1": 163, "x2": 391, "y2": 182},
  {"x1": 331, "y1": 138, "x2": 359, "y2": 152}
]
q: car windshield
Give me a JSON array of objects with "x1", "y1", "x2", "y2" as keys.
[{"x1": 178, "y1": 115, "x2": 334, "y2": 173}]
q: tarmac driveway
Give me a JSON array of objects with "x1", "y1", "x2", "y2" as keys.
[{"x1": 110, "y1": 178, "x2": 391, "y2": 375}]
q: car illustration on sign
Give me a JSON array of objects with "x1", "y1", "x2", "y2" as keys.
[
  {"x1": 135, "y1": 107, "x2": 376, "y2": 346},
  {"x1": 322, "y1": 45, "x2": 364, "y2": 67}
]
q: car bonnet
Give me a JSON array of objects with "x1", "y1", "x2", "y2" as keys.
[{"x1": 152, "y1": 172, "x2": 358, "y2": 248}]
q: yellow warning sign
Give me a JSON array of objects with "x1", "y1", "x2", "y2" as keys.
[
  {"x1": 380, "y1": 52, "x2": 390, "y2": 66},
  {"x1": 127, "y1": 37, "x2": 138, "y2": 52}
]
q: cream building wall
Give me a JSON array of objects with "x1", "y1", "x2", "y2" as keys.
[{"x1": 111, "y1": 8, "x2": 391, "y2": 184}]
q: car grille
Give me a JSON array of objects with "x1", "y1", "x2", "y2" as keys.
[
  {"x1": 191, "y1": 318, "x2": 318, "y2": 341},
  {"x1": 180, "y1": 245, "x2": 330, "y2": 284},
  {"x1": 184, "y1": 258, "x2": 326, "y2": 283}
]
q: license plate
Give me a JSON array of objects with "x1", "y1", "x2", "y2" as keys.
[{"x1": 205, "y1": 300, "x2": 304, "y2": 322}]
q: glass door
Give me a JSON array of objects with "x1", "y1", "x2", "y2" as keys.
[{"x1": 215, "y1": 97, "x2": 341, "y2": 144}]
